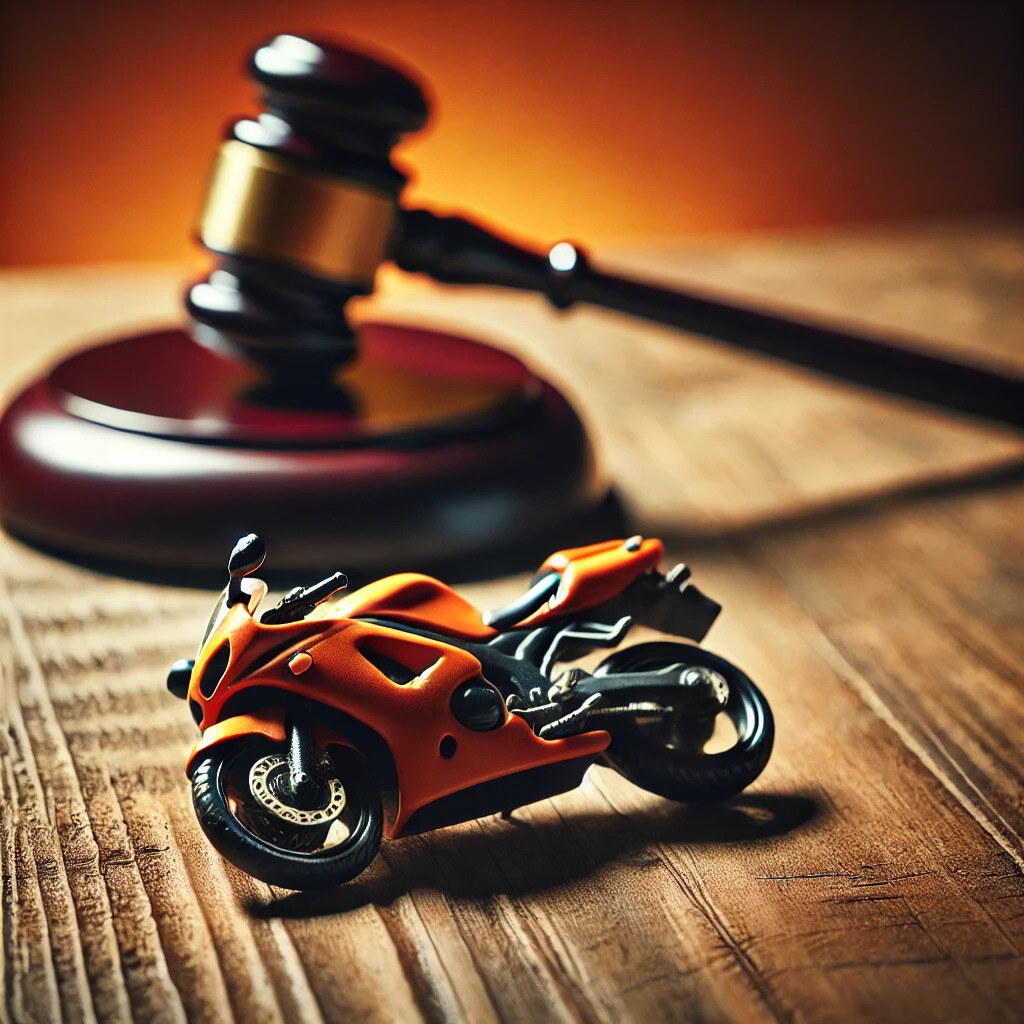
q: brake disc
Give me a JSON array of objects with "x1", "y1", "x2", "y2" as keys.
[{"x1": 248, "y1": 754, "x2": 346, "y2": 827}]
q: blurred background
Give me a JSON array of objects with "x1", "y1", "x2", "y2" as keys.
[{"x1": 1, "y1": 0, "x2": 1021, "y2": 268}]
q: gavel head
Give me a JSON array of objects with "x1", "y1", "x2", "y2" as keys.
[{"x1": 187, "y1": 34, "x2": 429, "y2": 385}]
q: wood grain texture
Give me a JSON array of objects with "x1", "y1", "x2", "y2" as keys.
[{"x1": 1, "y1": 222, "x2": 1023, "y2": 1022}]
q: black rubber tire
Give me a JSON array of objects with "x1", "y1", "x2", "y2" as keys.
[
  {"x1": 192, "y1": 743, "x2": 383, "y2": 890},
  {"x1": 595, "y1": 642, "x2": 774, "y2": 803}
]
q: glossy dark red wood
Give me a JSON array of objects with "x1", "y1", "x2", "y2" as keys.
[
  {"x1": 0, "y1": 324, "x2": 607, "y2": 579},
  {"x1": 44, "y1": 322, "x2": 538, "y2": 446}
]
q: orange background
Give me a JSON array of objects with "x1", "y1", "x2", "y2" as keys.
[{"x1": 1, "y1": 0, "x2": 1021, "y2": 267}]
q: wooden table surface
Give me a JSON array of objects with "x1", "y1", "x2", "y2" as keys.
[{"x1": 2, "y1": 223, "x2": 1023, "y2": 1023}]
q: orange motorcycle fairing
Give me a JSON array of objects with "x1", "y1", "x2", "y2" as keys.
[
  {"x1": 184, "y1": 602, "x2": 330, "y2": 732},
  {"x1": 324, "y1": 572, "x2": 498, "y2": 640},
  {"x1": 184, "y1": 603, "x2": 608, "y2": 838},
  {"x1": 187, "y1": 707, "x2": 287, "y2": 767},
  {"x1": 297, "y1": 618, "x2": 609, "y2": 838},
  {"x1": 520, "y1": 536, "x2": 664, "y2": 627}
]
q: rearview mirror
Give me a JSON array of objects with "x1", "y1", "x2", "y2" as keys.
[{"x1": 228, "y1": 533, "x2": 266, "y2": 579}]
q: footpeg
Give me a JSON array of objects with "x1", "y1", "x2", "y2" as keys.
[{"x1": 539, "y1": 693, "x2": 603, "y2": 740}]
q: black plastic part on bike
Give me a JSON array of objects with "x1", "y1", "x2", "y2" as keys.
[
  {"x1": 487, "y1": 615, "x2": 632, "y2": 684},
  {"x1": 286, "y1": 720, "x2": 323, "y2": 807},
  {"x1": 618, "y1": 573, "x2": 722, "y2": 643},
  {"x1": 166, "y1": 658, "x2": 195, "y2": 700},
  {"x1": 531, "y1": 617, "x2": 634, "y2": 678},
  {"x1": 449, "y1": 680, "x2": 506, "y2": 731},
  {"x1": 482, "y1": 575, "x2": 722, "y2": 681},
  {"x1": 398, "y1": 754, "x2": 596, "y2": 836},
  {"x1": 261, "y1": 572, "x2": 349, "y2": 624},
  {"x1": 191, "y1": 743, "x2": 383, "y2": 890},
  {"x1": 482, "y1": 570, "x2": 561, "y2": 630},
  {"x1": 571, "y1": 668, "x2": 719, "y2": 712},
  {"x1": 595, "y1": 642, "x2": 774, "y2": 803}
]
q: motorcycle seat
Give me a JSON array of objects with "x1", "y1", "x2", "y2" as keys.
[{"x1": 482, "y1": 571, "x2": 561, "y2": 630}]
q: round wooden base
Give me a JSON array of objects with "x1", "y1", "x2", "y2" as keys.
[{"x1": 0, "y1": 323, "x2": 616, "y2": 582}]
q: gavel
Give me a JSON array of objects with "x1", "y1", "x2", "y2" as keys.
[
  {"x1": 2, "y1": 32, "x2": 1021, "y2": 581},
  {"x1": 194, "y1": 33, "x2": 1022, "y2": 429}
]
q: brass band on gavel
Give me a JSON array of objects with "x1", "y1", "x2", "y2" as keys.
[{"x1": 199, "y1": 139, "x2": 397, "y2": 287}]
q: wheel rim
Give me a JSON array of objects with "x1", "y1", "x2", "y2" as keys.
[{"x1": 592, "y1": 641, "x2": 774, "y2": 801}]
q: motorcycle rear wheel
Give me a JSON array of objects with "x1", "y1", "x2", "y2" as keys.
[
  {"x1": 595, "y1": 642, "x2": 773, "y2": 803},
  {"x1": 192, "y1": 739, "x2": 382, "y2": 890}
]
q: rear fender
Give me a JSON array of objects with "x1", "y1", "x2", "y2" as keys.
[{"x1": 522, "y1": 537, "x2": 664, "y2": 626}]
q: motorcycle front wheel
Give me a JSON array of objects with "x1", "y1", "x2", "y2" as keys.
[
  {"x1": 191, "y1": 738, "x2": 383, "y2": 890},
  {"x1": 594, "y1": 641, "x2": 773, "y2": 803}
]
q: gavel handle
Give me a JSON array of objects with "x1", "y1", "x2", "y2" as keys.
[{"x1": 396, "y1": 209, "x2": 1024, "y2": 432}]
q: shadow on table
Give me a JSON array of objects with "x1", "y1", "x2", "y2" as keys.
[
  {"x1": 249, "y1": 790, "x2": 821, "y2": 919},
  {"x1": 655, "y1": 455, "x2": 1024, "y2": 553}
]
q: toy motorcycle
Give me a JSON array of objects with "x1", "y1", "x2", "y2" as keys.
[{"x1": 167, "y1": 534, "x2": 773, "y2": 890}]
